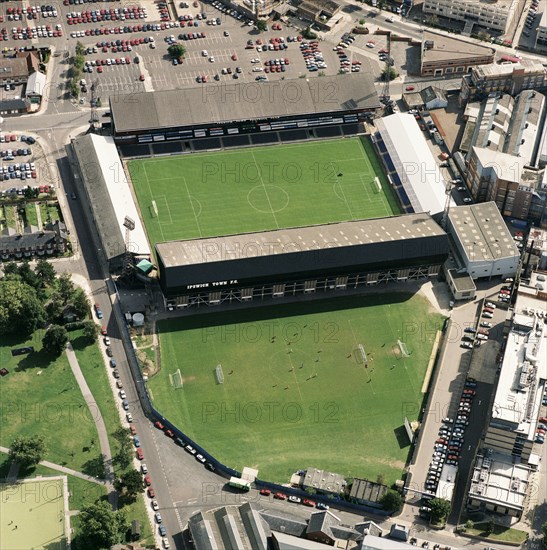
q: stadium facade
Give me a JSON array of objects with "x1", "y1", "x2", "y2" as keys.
[
  {"x1": 109, "y1": 72, "x2": 380, "y2": 149},
  {"x1": 156, "y1": 214, "x2": 450, "y2": 308}
]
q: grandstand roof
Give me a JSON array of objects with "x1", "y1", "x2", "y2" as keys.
[
  {"x1": 156, "y1": 213, "x2": 446, "y2": 268},
  {"x1": 110, "y1": 72, "x2": 380, "y2": 133},
  {"x1": 374, "y1": 113, "x2": 449, "y2": 216},
  {"x1": 72, "y1": 134, "x2": 150, "y2": 262}
]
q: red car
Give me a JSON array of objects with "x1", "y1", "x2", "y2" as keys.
[
  {"x1": 405, "y1": 85, "x2": 415, "y2": 91},
  {"x1": 260, "y1": 489, "x2": 271, "y2": 496},
  {"x1": 101, "y1": 326, "x2": 107, "y2": 335},
  {"x1": 303, "y1": 499, "x2": 315, "y2": 507},
  {"x1": 155, "y1": 421, "x2": 164, "y2": 430},
  {"x1": 139, "y1": 74, "x2": 145, "y2": 81},
  {"x1": 274, "y1": 492, "x2": 287, "y2": 500},
  {"x1": 165, "y1": 429, "x2": 174, "y2": 438},
  {"x1": 144, "y1": 475, "x2": 151, "y2": 486},
  {"x1": 130, "y1": 425, "x2": 137, "y2": 435},
  {"x1": 136, "y1": 448, "x2": 144, "y2": 460},
  {"x1": 148, "y1": 487, "x2": 155, "y2": 498}
]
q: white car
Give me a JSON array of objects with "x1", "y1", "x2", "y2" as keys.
[
  {"x1": 288, "y1": 496, "x2": 302, "y2": 503},
  {"x1": 162, "y1": 538, "x2": 170, "y2": 549},
  {"x1": 141, "y1": 463, "x2": 148, "y2": 474},
  {"x1": 104, "y1": 336, "x2": 111, "y2": 346},
  {"x1": 252, "y1": 67, "x2": 263, "y2": 72},
  {"x1": 120, "y1": 390, "x2": 127, "y2": 399},
  {"x1": 126, "y1": 412, "x2": 133, "y2": 422},
  {"x1": 202, "y1": 49, "x2": 208, "y2": 56},
  {"x1": 209, "y1": 56, "x2": 215, "y2": 62},
  {"x1": 485, "y1": 302, "x2": 497, "y2": 309},
  {"x1": 152, "y1": 500, "x2": 159, "y2": 511}
]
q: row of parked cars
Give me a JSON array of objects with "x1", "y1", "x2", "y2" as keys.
[
  {"x1": 0, "y1": 162, "x2": 37, "y2": 181},
  {"x1": 461, "y1": 306, "x2": 494, "y2": 349},
  {"x1": 66, "y1": 7, "x2": 147, "y2": 25},
  {"x1": 536, "y1": 415, "x2": 546, "y2": 444},
  {"x1": 259, "y1": 488, "x2": 329, "y2": 509},
  {"x1": 299, "y1": 40, "x2": 326, "y2": 72}
]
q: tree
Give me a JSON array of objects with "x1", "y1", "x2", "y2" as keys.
[
  {"x1": 17, "y1": 261, "x2": 41, "y2": 291},
  {"x1": 42, "y1": 324, "x2": 69, "y2": 356},
  {"x1": 2, "y1": 261, "x2": 19, "y2": 278},
  {"x1": 167, "y1": 44, "x2": 186, "y2": 59},
  {"x1": 113, "y1": 427, "x2": 133, "y2": 470},
  {"x1": 0, "y1": 279, "x2": 46, "y2": 336},
  {"x1": 541, "y1": 522, "x2": 547, "y2": 546},
  {"x1": 46, "y1": 291, "x2": 64, "y2": 323},
  {"x1": 485, "y1": 518, "x2": 495, "y2": 536},
  {"x1": 381, "y1": 67, "x2": 398, "y2": 81},
  {"x1": 35, "y1": 259, "x2": 57, "y2": 287},
  {"x1": 82, "y1": 321, "x2": 99, "y2": 344},
  {"x1": 77, "y1": 500, "x2": 129, "y2": 550},
  {"x1": 70, "y1": 79, "x2": 80, "y2": 98},
  {"x1": 465, "y1": 519, "x2": 474, "y2": 530},
  {"x1": 115, "y1": 470, "x2": 145, "y2": 498},
  {"x1": 9, "y1": 436, "x2": 46, "y2": 470},
  {"x1": 56, "y1": 273, "x2": 75, "y2": 305},
  {"x1": 256, "y1": 20, "x2": 268, "y2": 32},
  {"x1": 70, "y1": 287, "x2": 90, "y2": 320},
  {"x1": 75, "y1": 41, "x2": 85, "y2": 56},
  {"x1": 380, "y1": 489, "x2": 404, "y2": 511},
  {"x1": 426, "y1": 15, "x2": 439, "y2": 26},
  {"x1": 477, "y1": 30, "x2": 491, "y2": 42},
  {"x1": 429, "y1": 498, "x2": 451, "y2": 523}
]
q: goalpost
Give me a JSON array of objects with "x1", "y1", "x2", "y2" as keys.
[
  {"x1": 373, "y1": 176, "x2": 382, "y2": 194},
  {"x1": 169, "y1": 369, "x2": 184, "y2": 389},
  {"x1": 397, "y1": 340, "x2": 411, "y2": 357},
  {"x1": 149, "y1": 200, "x2": 158, "y2": 218}
]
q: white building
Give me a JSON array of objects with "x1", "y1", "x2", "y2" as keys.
[
  {"x1": 374, "y1": 113, "x2": 450, "y2": 217},
  {"x1": 446, "y1": 202, "x2": 520, "y2": 279},
  {"x1": 423, "y1": 0, "x2": 520, "y2": 33}
]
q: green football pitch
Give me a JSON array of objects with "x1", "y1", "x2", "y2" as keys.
[
  {"x1": 127, "y1": 137, "x2": 401, "y2": 246},
  {"x1": 150, "y1": 293, "x2": 444, "y2": 484},
  {"x1": 0, "y1": 478, "x2": 67, "y2": 550}
]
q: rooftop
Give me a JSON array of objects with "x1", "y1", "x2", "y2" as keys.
[
  {"x1": 303, "y1": 468, "x2": 346, "y2": 493},
  {"x1": 349, "y1": 478, "x2": 388, "y2": 503},
  {"x1": 156, "y1": 213, "x2": 447, "y2": 268},
  {"x1": 471, "y1": 146, "x2": 527, "y2": 184},
  {"x1": 375, "y1": 113, "x2": 450, "y2": 216},
  {"x1": 468, "y1": 453, "x2": 533, "y2": 511},
  {"x1": 435, "y1": 464, "x2": 457, "y2": 501},
  {"x1": 72, "y1": 134, "x2": 151, "y2": 262},
  {"x1": 448, "y1": 202, "x2": 520, "y2": 263},
  {"x1": 422, "y1": 31, "x2": 495, "y2": 63},
  {"x1": 490, "y1": 286, "x2": 546, "y2": 434},
  {"x1": 472, "y1": 59, "x2": 547, "y2": 79},
  {"x1": 0, "y1": 57, "x2": 31, "y2": 79},
  {"x1": 111, "y1": 72, "x2": 380, "y2": 133},
  {"x1": 528, "y1": 228, "x2": 547, "y2": 255}
]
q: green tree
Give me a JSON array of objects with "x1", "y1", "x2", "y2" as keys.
[
  {"x1": 70, "y1": 79, "x2": 79, "y2": 98},
  {"x1": 381, "y1": 67, "x2": 398, "y2": 81},
  {"x1": 113, "y1": 427, "x2": 133, "y2": 469},
  {"x1": 465, "y1": 519, "x2": 474, "y2": 530},
  {"x1": 35, "y1": 259, "x2": 57, "y2": 287},
  {"x1": 70, "y1": 287, "x2": 90, "y2": 320},
  {"x1": 9, "y1": 436, "x2": 47, "y2": 470},
  {"x1": 115, "y1": 470, "x2": 145, "y2": 498},
  {"x1": 75, "y1": 41, "x2": 85, "y2": 56},
  {"x1": 17, "y1": 261, "x2": 41, "y2": 291},
  {"x1": 256, "y1": 19, "x2": 268, "y2": 32},
  {"x1": 167, "y1": 43, "x2": 186, "y2": 59},
  {"x1": 74, "y1": 54, "x2": 85, "y2": 70},
  {"x1": 426, "y1": 15, "x2": 439, "y2": 26},
  {"x1": 541, "y1": 522, "x2": 547, "y2": 546},
  {"x1": 56, "y1": 273, "x2": 75, "y2": 305},
  {"x1": 2, "y1": 261, "x2": 19, "y2": 278},
  {"x1": 77, "y1": 500, "x2": 129, "y2": 550},
  {"x1": 46, "y1": 290, "x2": 64, "y2": 323},
  {"x1": 82, "y1": 320, "x2": 99, "y2": 344},
  {"x1": 485, "y1": 518, "x2": 495, "y2": 535},
  {"x1": 429, "y1": 498, "x2": 451, "y2": 523},
  {"x1": 0, "y1": 279, "x2": 46, "y2": 336},
  {"x1": 42, "y1": 324, "x2": 69, "y2": 356},
  {"x1": 379, "y1": 489, "x2": 404, "y2": 511}
]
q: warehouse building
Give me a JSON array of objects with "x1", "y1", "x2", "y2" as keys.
[
  {"x1": 156, "y1": 213, "x2": 450, "y2": 308},
  {"x1": 109, "y1": 72, "x2": 380, "y2": 154},
  {"x1": 446, "y1": 202, "x2": 519, "y2": 279},
  {"x1": 71, "y1": 133, "x2": 151, "y2": 271},
  {"x1": 373, "y1": 113, "x2": 450, "y2": 217}
]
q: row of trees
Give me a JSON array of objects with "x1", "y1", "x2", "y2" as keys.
[{"x1": 68, "y1": 41, "x2": 86, "y2": 98}]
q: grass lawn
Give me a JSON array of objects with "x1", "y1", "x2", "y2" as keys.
[
  {"x1": 70, "y1": 332, "x2": 154, "y2": 546},
  {"x1": 467, "y1": 523, "x2": 529, "y2": 544},
  {"x1": 128, "y1": 136, "x2": 400, "y2": 247},
  {"x1": 0, "y1": 332, "x2": 102, "y2": 473},
  {"x1": 4, "y1": 205, "x2": 16, "y2": 228},
  {"x1": 151, "y1": 293, "x2": 443, "y2": 484},
  {"x1": 25, "y1": 203, "x2": 39, "y2": 227}
]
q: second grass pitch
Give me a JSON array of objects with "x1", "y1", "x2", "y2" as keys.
[
  {"x1": 128, "y1": 137, "x2": 400, "y2": 246},
  {"x1": 151, "y1": 293, "x2": 444, "y2": 484}
]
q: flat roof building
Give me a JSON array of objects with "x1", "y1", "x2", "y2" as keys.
[
  {"x1": 374, "y1": 113, "x2": 451, "y2": 216},
  {"x1": 467, "y1": 453, "x2": 534, "y2": 517},
  {"x1": 461, "y1": 60, "x2": 547, "y2": 103},
  {"x1": 303, "y1": 468, "x2": 346, "y2": 494},
  {"x1": 420, "y1": 31, "x2": 495, "y2": 78},
  {"x1": 348, "y1": 478, "x2": 388, "y2": 506},
  {"x1": 446, "y1": 202, "x2": 520, "y2": 279}
]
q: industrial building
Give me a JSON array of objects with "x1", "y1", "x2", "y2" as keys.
[
  {"x1": 155, "y1": 213, "x2": 450, "y2": 308},
  {"x1": 373, "y1": 113, "x2": 451, "y2": 217},
  {"x1": 446, "y1": 202, "x2": 520, "y2": 280},
  {"x1": 460, "y1": 60, "x2": 547, "y2": 104},
  {"x1": 71, "y1": 133, "x2": 151, "y2": 271},
  {"x1": 420, "y1": 31, "x2": 495, "y2": 78},
  {"x1": 109, "y1": 72, "x2": 380, "y2": 153}
]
